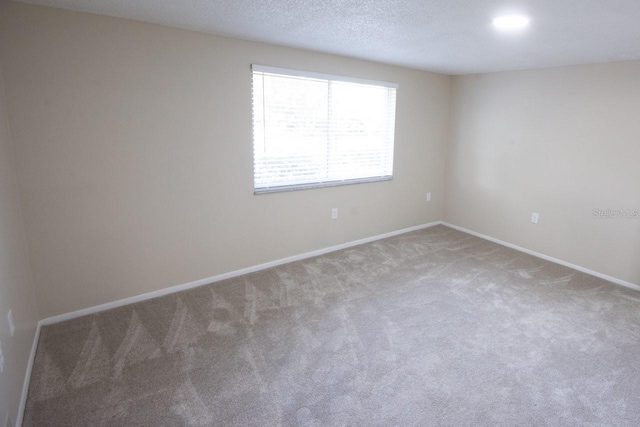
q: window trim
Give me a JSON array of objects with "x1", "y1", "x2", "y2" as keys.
[{"x1": 254, "y1": 176, "x2": 392, "y2": 195}]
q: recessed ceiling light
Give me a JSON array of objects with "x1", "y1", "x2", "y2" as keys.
[{"x1": 492, "y1": 14, "x2": 530, "y2": 31}]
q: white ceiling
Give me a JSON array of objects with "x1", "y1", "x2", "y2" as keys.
[{"x1": 13, "y1": 0, "x2": 640, "y2": 74}]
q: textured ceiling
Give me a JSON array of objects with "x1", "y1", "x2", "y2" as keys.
[{"x1": 11, "y1": 0, "x2": 640, "y2": 74}]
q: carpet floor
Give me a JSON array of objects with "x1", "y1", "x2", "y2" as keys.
[{"x1": 23, "y1": 225, "x2": 640, "y2": 426}]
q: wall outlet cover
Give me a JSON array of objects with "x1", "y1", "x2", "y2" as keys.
[{"x1": 531, "y1": 212, "x2": 539, "y2": 224}]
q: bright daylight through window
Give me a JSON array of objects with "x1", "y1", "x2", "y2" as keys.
[{"x1": 252, "y1": 65, "x2": 397, "y2": 193}]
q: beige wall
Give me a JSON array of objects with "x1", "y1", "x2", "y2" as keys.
[
  {"x1": 0, "y1": 2, "x2": 450, "y2": 318},
  {"x1": 446, "y1": 61, "x2": 640, "y2": 285},
  {"x1": 0, "y1": 55, "x2": 40, "y2": 424}
]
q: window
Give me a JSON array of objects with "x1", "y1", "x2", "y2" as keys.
[{"x1": 252, "y1": 65, "x2": 397, "y2": 193}]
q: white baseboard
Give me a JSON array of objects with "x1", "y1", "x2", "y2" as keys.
[
  {"x1": 442, "y1": 222, "x2": 640, "y2": 293},
  {"x1": 38, "y1": 219, "x2": 640, "y2": 326},
  {"x1": 15, "y1": 322, "x2": 41, "y2": 427},
  {"x1": 39, "y1": 221, "x2": 442, "y2": 326}
]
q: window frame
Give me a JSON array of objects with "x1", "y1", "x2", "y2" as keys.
[{"x1": 251, "y1": 64, "x2": 398, "y2": 194}]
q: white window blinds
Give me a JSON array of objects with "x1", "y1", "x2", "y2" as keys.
[{"x1": 252, "y1": 65, "x2": 397, "y2": 193}]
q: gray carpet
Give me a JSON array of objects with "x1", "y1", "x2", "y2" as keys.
[{"x1": 23, "y1": 225, "x2": 640, "y2": 426}]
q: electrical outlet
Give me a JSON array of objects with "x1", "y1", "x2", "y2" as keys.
[
  {"x1": 531, "y1": 212, "x2": 539, "y2": 224},
  {"x1": 331, "y1": 208, "x2": 338, "y2": 219},
  {"x1": 0, "y1": 341, "x2": 4, "y2": 373},
  {"x1": 7, "y1": 310, "x2": 14, "y2": 337},
  {"x1": 426, "y1": 192, "x2": 431, "y2": 202}
]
